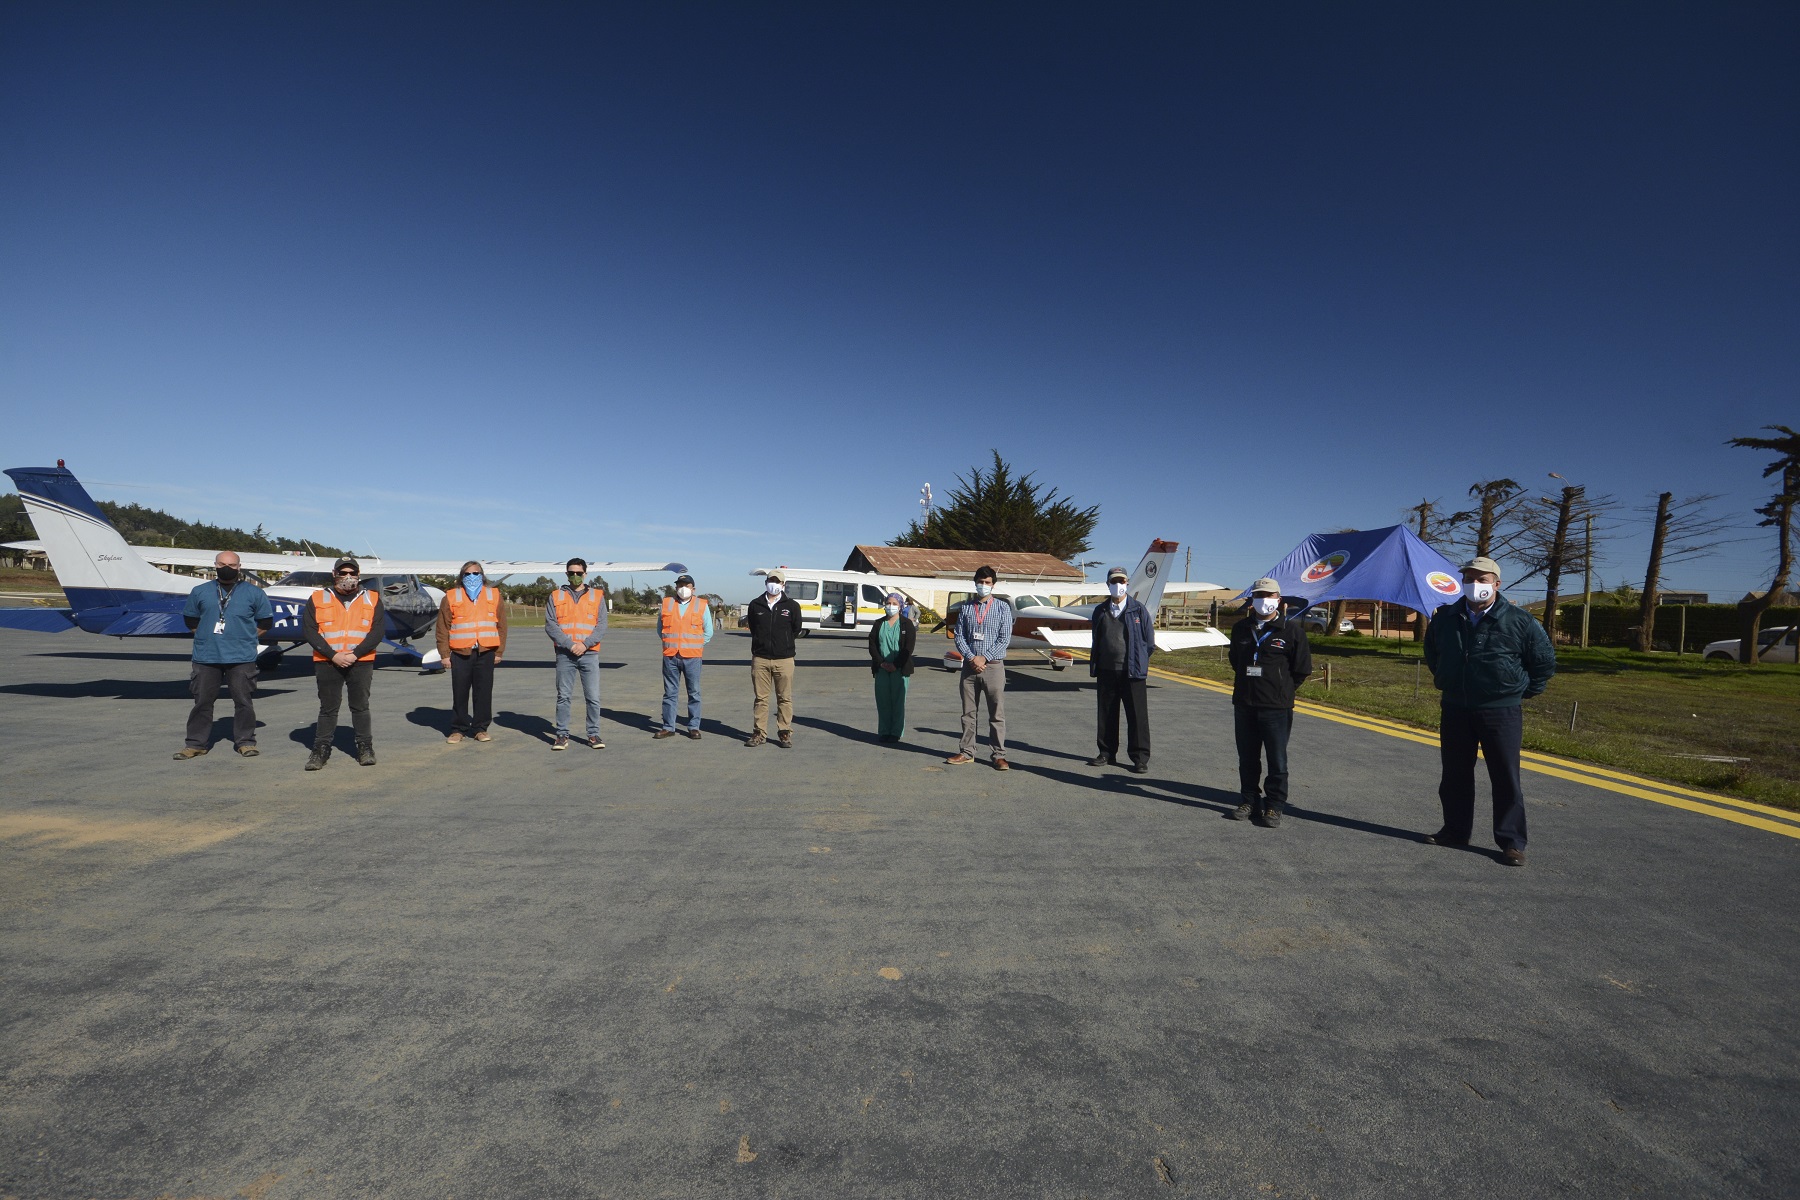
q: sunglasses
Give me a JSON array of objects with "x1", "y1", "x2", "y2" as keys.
[{"x1": 335, "y1": 569, "x2": 360, "y2": 578}]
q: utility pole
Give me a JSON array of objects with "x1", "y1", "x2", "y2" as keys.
[
  {"x1": 1581, "y1": 512, "x2": 1593, "y2": 649},
  {"x1": 1184, "y1": 546, "x2": 1191, "y2": 584}
]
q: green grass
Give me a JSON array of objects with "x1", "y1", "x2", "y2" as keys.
[{"x1": 1159, "y1": 635, "x2": 1800, "y2": 812}]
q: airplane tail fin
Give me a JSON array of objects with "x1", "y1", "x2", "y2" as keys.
[
  {"x1": 1127, "y1": 539, "x2": 1180, "y2": 613},
  {"x1": 4, "y1": 466, "x2": 184, "y2": 595}
]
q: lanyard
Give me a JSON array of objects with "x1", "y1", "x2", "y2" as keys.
[
  {"x1": 970, "y1": 598, "x2": 991, "y2": 629},
  {"x1": 215, "y1": 583, "x2": 236, "y2": 620},
  {"x1": 1251, "y1": 621, "x2": 1280, "y2": 663}
]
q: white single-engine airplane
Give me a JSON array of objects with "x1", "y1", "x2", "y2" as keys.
[
  {"x1": 0, "y1": 464, "x2": 685, "y2": 670},
  {"x1": 939, "y1": 539, "x2": 1229, "y2": 671}
]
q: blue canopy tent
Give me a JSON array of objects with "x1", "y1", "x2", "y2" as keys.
[{"x1": 1244, "y1": 525, "x2": 1466, "y2": 620}]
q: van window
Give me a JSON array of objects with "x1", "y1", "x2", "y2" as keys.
[
  {"x1": 787, "y1": 581, "x2": 818, "y2": 601},
  {"x1": 861, "y1": 585, "x2": 887, "y2": 607}
]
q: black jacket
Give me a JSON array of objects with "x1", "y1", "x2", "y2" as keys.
[
  {"x1": 867, "y1": 616, "x2": 918, "y2": 676},
  {"x1": 1228, "y1": 613, "x2": 1312, "y2": 708},
  {"x1": 1424, "y1": 595, "x2": 1556, "y2": 709},
  {"x1": 746, "y1": 592, "x2": 804, "y2": 659}
]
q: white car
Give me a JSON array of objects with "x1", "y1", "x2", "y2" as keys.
[{"x1": 1703, "y1": 625, "x2": 1798, "y2": 663}]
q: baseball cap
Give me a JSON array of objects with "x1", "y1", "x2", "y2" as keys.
[
  {"x1": 764, "y1": 569, "x2": 786, "y2": 584},
  {"x1": 1460, "y1": 556, "x2": 1502, "y2": 577},
  {"x1": 675, "y1": 573, "x2": 695, "y2": 588},
  {"x1": 1250, "y1": 577, "x2": 1280, "y2": 594},
  {"x1": 333, "y1": 557, "x2": 361, "y2": 575},
  {"x1": 1106, "y1": 566, "x2": 1129, "y2": 583}
]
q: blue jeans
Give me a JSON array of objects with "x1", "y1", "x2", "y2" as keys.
[
  {"x1": 554, "y1": 650, "x2": 602, "y2": 738},
  {"x1": 662, "y1": 655, "x2": 702, "y2": 731},
  {"x1": 1234, "y1": 705, "x2": 1293, "y2": 812}
]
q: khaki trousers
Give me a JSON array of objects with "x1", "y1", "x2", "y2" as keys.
[
  {"x1": 958, "y1": 662, "x2": 1006, "y2": 757},
  {"x1": 751, "y1": 655, "x2": 795, "y2": 736}
]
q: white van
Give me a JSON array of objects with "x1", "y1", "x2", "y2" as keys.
[{"x1": 748, "y1": 569, "x2": 939, "y2": 635}]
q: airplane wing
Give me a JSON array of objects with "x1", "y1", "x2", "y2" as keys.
[
  {"x1": 109, "y1": 547, "x2": 686, "y2": 578},
  {"x1": 0, "y1": 607, "x2": 78, "y2": 632},
  {"x1": 1035, "y1": 626, "x2": 1229, "y2": 651}
]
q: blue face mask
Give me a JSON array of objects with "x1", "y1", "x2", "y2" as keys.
[{"x1": 462, "y1": 573, "x2": 483, "y2": 598}]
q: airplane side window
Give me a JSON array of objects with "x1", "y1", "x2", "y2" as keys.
[{"x1": 787, "y1": 581, "x2": 818, "y2": 601}]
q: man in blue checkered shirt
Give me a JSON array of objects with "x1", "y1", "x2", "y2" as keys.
[{"x1": 946, "y1": 564, "x2": 1014, "y2": 770}]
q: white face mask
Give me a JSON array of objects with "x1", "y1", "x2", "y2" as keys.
[
  {"x1": 1469, "y1": 581, "x2": 1496, "y2": 604},
  {"x1": 676, "y1": 586, "x2": 693, "y2": 601},
  {"x1": 885, "y1": 604, "x2": 900, "y2": 617},
  {"x1": 1108, "y1": 582, "x2": 1127, "y2": 599},
  {"x1": 1251, "y1": 596, "x2": 1280, "y2": 617},
  {"x1": 974, "y1": 582, "x2": 993, "y2": 598},
  {"x1": 765, "y1": 580, "x2": 783, "y2": 597}
]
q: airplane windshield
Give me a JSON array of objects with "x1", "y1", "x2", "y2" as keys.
[{"x1": 273, "y1": 572, "x2": 411, "y2": 595}]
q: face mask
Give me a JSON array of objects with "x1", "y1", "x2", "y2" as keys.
[
  {"x1": 766, "y1": 581, "x2": 782, "y2": 596},
  {"x1": 1108, "y1": 582, "x2": 1127, "y2": 599},
  {"x1": 1470, "y1": 581, "x2": 1496, "y2": 604},
  {"x1": 974, "y1": 583, "x2": 993, "y2": 598},
  {"x1": 215, "y1": 566, "x2": 240, "y2": 584},
  {"x1": 335, "y1": 574, "x2": 360, "y2": 594},
  {"x1": 567, "y1": 573, "x2": 585, "y2": 587},
  {"x1": 1251, "y1": 596, "x2": 1280, "y2": 617},
  {"x1": 885, "y1": 604, "x2": 900, "y2": 617},
  {"x1": 463, "y1": 573, "x2": 483, "y2": 592},
  {"x1": 676, "y1": 586, "x2": 693, "y2": 601}
]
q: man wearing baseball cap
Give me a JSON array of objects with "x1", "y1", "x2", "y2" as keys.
[
  {"x1": 1227, "y1": 577, "x2": 1311, "y2": 825},
  {"x1": 1423, "y1": 556, "x2": 1556, "y2": 866},
  {"x1": 1086, "y1": 565, "x2": 1154, "y2": 773},
  {"x1": 744, "y1": 569, "x2": 804, "y2": 747},
  {"x1": 655, "y1": 573, "x2": 712, "y2": 740},
  {"x1": 545, "y1": 557, "x2": 607, "y2": 750},
  {"x1": 301, "y1": 557, "x2": 386, "y2": 770}
]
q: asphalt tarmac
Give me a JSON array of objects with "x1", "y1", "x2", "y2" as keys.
[{"x1": 1, "y1": 627, "x2": 1796, "y2": 1199}]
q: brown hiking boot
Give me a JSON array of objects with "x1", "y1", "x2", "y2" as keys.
[
  {"x1": 992, "y1": 756, "x2": 1010, "y2": 771},
  {"x1": 653, "y1": 729, "x2": 677, "y2": 739},
  {"x1": 744, "y1": 733, "x2": 766, "y2": 747},
  {"x1": 777, "y1": 732, "x2": 793, "y2": 748},
  {"x1": 173, "y1": 746, "x2": 208, "y2": 760},
  {"x1": 945, "y1": 752, "x2": 975, "y2": 765}
]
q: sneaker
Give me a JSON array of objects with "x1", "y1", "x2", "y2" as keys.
[
  {"x1": 1423, "y1": 829, "x2": 1469, "y2": 847},
  {"x1": 1085, "y1": 755, "x2": 1116, "y2": 767},
  {"x1": 472, "y1": 731, "x2": 492, "y2": 743},
  {"x1": 590, "y1": 736, "x2": 606, "y2": 749},
  {"x1": 1127, "y1": 762, "x2": 1149, "y2": 774},
  {"x1": 1256, "y1": 807, "x2": 1283, "y2": 828},
  {"x1": 446, "y1": 732, "x2": 464, "y2": 745},
  {"x1": 173, "y1": 747, "x2": 208, "y2": 760},
  {"x1": 551, "y1": 736, "x2": 570, "y2": 751},
  {"x1": 777, "y1": 732, "x2": 793, "y2": 748},
  {"x1": 685, "y1": 730, "x2": 700, "y2": 741},
  {"x1": 1502, "y1": 848, "x2": 1526, "y2": 867},
  {"x1": 744, "y1": 734, "x2": 766, "y2": 747},
  {"x1": 1230, "y1": 801, "x2": 1253, "y2": 821},
  {"x1": 304, "y1": 746, "x2": 330, "y2": 771},
  {"x1": 992, "y1": 756, "x2": 1010, "y2": 771},
  {"x1": 355, "y1": 742, "x2": 376, "y2": 767},
  {"x1": 653, "y1": 729, "x2": 677, "y2": 740},
  {"x1": 235, "y1": 745, "x2": 259, "y2": 757},
  {"x1": 945, "y1": 752, "x2": 975, "y2": 765}
]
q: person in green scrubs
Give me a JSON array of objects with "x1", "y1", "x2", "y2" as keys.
[{"x1": 868, "y1": 590, "x2": 917, "y2": 742}]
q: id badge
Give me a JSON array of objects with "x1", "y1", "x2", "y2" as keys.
[
  {"x1": 1244, "y1": 665, "x2": 1263, "y2": 677},
  {"x1": 213, "y1": 620, "x2": 227, "y2": 635},
  {"x1": 971, "y1": 632, "x2": 984, "y2": 645}
]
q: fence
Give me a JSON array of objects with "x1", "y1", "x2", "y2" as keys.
[{"x1": 1555, "y1": 603, "x2": 1800, "y2": 652}]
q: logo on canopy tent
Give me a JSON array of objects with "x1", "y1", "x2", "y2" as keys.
[
  {"x1": 1301, "y1": 552, "x2": 1349, "y2": 583},
  {"x1": 1426, "y1": 571, "x2": 1462, "y2": 596}
]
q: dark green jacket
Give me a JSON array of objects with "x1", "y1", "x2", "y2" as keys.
[{"x1": 1424, "y1": 595, "x2": 1556, "y2": 709}]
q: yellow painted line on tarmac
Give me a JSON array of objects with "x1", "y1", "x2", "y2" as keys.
[{"x1": 1138, "y1": 660, "x2": 1800, "y2": 840}]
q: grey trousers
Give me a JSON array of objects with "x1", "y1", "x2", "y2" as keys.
[
  {"x1": 958, "y1": 662, "x2": 1006, "y2": 757},
  {"x1": 185, "y1": 661, "x2": 258, "y2": 749}
]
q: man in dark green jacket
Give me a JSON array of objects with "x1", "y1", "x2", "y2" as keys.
[{"x1": 1423, "y1": 556, "x2": 1556, "y2": 865}]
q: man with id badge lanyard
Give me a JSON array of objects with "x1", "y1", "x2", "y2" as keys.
[
  {"x1": 1228, "y1": 577, "x2": 1311, "y2": 825},
  {"x1": 946, "y1": 565, "x2": 1013, "y2": 770},
  {"x1": 175, "y1": 551, "x2": 274, "y2": 759}
]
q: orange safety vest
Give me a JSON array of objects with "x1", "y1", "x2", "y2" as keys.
[
  {"x1": 445, "y1": 585, "x2": 503, "y2": 650},
  {"x1": 551, "y1": 585, "x2": 603, "y2": 644},
  {"x1": 312, "y1": 587, "x2": 378, "y2": 662},
  {"x1": 660, "y1": 596, "x2": 707, "y2": 658}
]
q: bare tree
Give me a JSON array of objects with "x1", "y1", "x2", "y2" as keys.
[
  {"x1": 1404, "y1": 498, "x2": 1452, "y2": 547},
  {"x1": 1727, "y1": 425, "x2": 1800, "y2": 664},
  {"x1": 1446, "y1": 479, "x2": 1526, "y2": 561},
  {"x1": 1634, "y1": 492, "x2": 1733, "y2": 651}
]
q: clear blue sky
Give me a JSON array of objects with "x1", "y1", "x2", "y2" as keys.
[{"x1": 2, "y1": 3, "x2": 1794, "y2": 601}]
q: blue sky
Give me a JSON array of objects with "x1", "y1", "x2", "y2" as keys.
[{"x1": 2, "y1": 3, "x2": 1794, "y2": 600}]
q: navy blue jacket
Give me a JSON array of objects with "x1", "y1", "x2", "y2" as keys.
[
  {"x1": 1424, "y1": 595, "x2": 1556, "y2": 709},
  {"x1": 1089, "y1": 596, "x2": 1154, "y2": 679}
]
